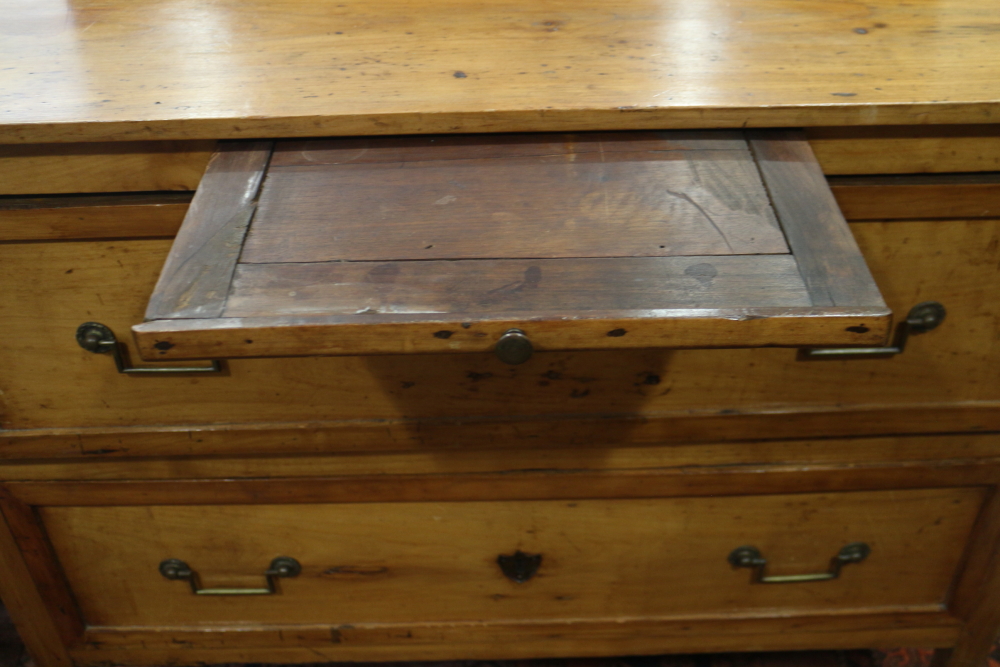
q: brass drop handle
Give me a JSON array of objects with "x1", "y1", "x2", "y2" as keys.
[
  {"x1": 77, "y1": 322, "x2": 223, "y2": 374},
  {"x1": 159, "y1": 557, "x2": 301, "y2": 595},
  {"x1": 801, "y1": 301, "x2": 945, "y2": 359},
  {"x1": 728, "y1": 542, "x2": 870, "y2": 583}
]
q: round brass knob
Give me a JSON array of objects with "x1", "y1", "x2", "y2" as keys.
[{"x1": 495, "y1": 329, "x2": 533, "y2": 365}]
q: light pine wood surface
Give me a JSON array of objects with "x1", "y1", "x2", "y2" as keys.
[
  {"x1": 40, "y1": 488, "x2": 983, "y2": 627},
  {"x1": 1, "y1": 0, "x2": 998, "y2": 143}
]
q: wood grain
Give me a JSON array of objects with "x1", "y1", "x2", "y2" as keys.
[
  {"x1": 144, "y1": 141, "x2": 272, "y2": 320},
  {"x1": 143, "y1": 133, "x2": 887, "y2": 358},
  {"x1": 807, "y1": 126, "x2": 1000, "y2": 176},
  {"x1": 830, "y1": 174, "x2": 1000, "y2": 221},
  {"x1": 134, "y1": 307, "x2": 890, "y2": 360},
  {"x1": 225, "y1": 256, "x2": 810, "y2": 317},
  {"x1": 39, "y1": 488, "x2": 982, "y2": 627},
  {"x1": 0, "y1": 218, "x2": 996, "y2": 433},
  {"x1": 9, "y1": 463, "x2": 1000, "y2": 507},
  {"x1": 943, "y1": 490, "x2": 1000, "y2": 667},
  {"x1": 2, "y1": 405, "x2": 999, "y2": 461},
  {"x1": 72, "y1": 613, "x2": 961, "y2": 663},
  {"x1": 1, "y1": 1, "x2": 999, "y2": 143},
  {"x1": 0, "y1": 494, "x2": 83, "y2": 644},
  {"x1": 0, "y1": 142, "x2": 215, "y2": 194},
  {"x1": 0, "y1": 505, "x2": 73, "y2": 667},
  {"x1": 241, "y1": 136, "x2": 787, "y2": 262},
  {"x1": 749, "y1": 131, "x2": 886, "y2": 309},
  {"x1": 0, "y1": 193, "x2": 190, "y2": 242},
  {"x1": 2, "y1": 433, "x2": 999, "y2": 482}
]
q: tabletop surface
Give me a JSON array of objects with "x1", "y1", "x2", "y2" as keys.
[{"x1": 2, "y1": 0, "x2": 998, "y2": 143}]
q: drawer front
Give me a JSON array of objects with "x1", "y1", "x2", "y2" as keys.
[
  {"x1": 42, "y1": 487, "x2": 983, "y2": 628},
  {"x1": 806, "y1": 126, "x2": 1000, "y2": 175},
  {"x1": 0, "y1": 142, "x2": 215, "y2": 196},
  {"x1": 1, "y1": 217, "x2": 998, "y2": 455}
]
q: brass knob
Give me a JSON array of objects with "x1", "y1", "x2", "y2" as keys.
[{"x1": 495, "y1": 329, "x2": 533, "y2": 365}]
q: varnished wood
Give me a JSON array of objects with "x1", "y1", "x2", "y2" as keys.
[
  {"x1": 807, "y1": 127, "x2": 1000, "y2": 176},
  {"x1": 8, "y1": 462, "x2": 1000, "y2": 507},
  {"x1": 942, "y1": 490, "x2": 1000, "y2": 667},
  {"x1": 134, "y1": 308, "x2": 889, "y2": 360},
  {"x1": 72, "y1": 613, "x2": 960, "y2": 663},
  {"x1": 0, "y1": 218, "x2": 996, "y2": 434},
  {"x1": 0, "y1": 505, "x2": 73, "y2": 667},
  {"x1": 1, "y1": 1, "x2": 1000, "y2": 143},
  {"x1": 0, "y1": 142, "x2": 215, "y2": 194},
  {"x1": 243, "y1": 135, "x2": 788, "y2": 262},
  {"x1": 225, "y1": 257, "x2": 811, "y2": 317},
  {"x1": 748, "y1": 131, "x2": 884, "y2": 309},
  {"x1": 144, "y1": 141, "x2": 273, "y2": 320},
  {"x1": 0, "y1": 493, "x2": 83, "y2": 644},
  {"x1": 0, "y1": 193, "x2": 190, "y2": 242},
  {"x1": 139, "y1": 132, "x2": 889, "y2": 359},
  {"x1": 2, "y1": 404, "x2": 999, "y2": 461},
  {"x1": 1, "y1": 433, "x2": 999, "y2": 482},
  {"x1": 38, "y1": 488, "x2": 982, "y2": 627},
  {"x1": 830, "y1": 174, "x2": 1000, "y2": 221}
]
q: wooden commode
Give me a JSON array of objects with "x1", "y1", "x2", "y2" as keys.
[{"x1": 1, "y1": 1, "x2": 999, "y2": 666}]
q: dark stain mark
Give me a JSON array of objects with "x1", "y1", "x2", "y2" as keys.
[
  {"x1": 433, "y1": 330, "x2": 454, "y2": 339},
  {"x1": 607, "y1": 328, "x2": 627, "y2": 337},
  {"x1": 542, "y1": 370, "x2": 563, "y2": 380},
  {"x1": 153, "y1": 340, "x2": 175, "y2": 351},
  {"x1": 366, "y1": 263, "x2": 400, "y2": 284},
  {"x1": 82, "y1": 448, "x2": 124, "y2": 456},
  {"x1": 639, "y1": 373, "x2": 661, "y2": 385},
  {"x1": 466, "y1": 371, "x2": 493, "y2": 381},
  {"x1": 330, "y1": 628, "x2": 343, "y2": 643},
  {"x1": 524, "y1": 265, "x2": 542, "y2": 287},
  {"x1": 719, "y1": 408, "x2": 740, "y2": 415},
  {"x1": 425, "y1": 244, "x2": 434, "y2": 249},
  {"x1": 570, "y1": 388, "x2": 590, "y2": 398},
  {"x1": 323, "y1": 565, "x2": 389, "y2": 576},
  {"x1": 854, "y1": 27, "x2": 868, "y2": 34},
  {"x1": 244, "y1": 339, "x2": 253, "y2": 344},
  {"x1": 832, "y1": 92, "x2": 858, "y2": 97},
  {"x1": 846, "y1": 325, "x2": 871, "y2": 333},
  {"x1": 873, "y1": 22, "x2": 887, "y2": 28},
  {"x1": 491, "y1": 593, "x2": 509, "y2": 601},
  {"x1": 482, "y1": 265, "x2": 541, "y2": 303},
  {"x1": 65, "y1": 268, "x2": 73, "y2": 274},
  {"x1": 555, "y1": 595, "x2": 575, "y2": 600},
  {"x1": 453, "y1": 71, "x2": 467, "y2": 78},
  {"x1": 461, "y1": 322, "x2": 473, "y2": 329},
  {"x1": 401, "y1": 381, "x2": 415, "y2": 389},
  {"x1": 685, "y1": 262, "x2": 718, "y2": 285}
]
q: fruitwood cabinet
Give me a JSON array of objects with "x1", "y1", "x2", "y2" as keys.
[{"x1": 1, "y1": 1, "x2": 1000, "y2": 666}]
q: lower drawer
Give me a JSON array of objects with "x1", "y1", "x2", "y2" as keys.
[{"x1": 42, "y1": 486, "x2": 982, "y2": 628}]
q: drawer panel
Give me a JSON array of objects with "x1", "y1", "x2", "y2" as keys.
[
  {"x1": 0, "y1": 193, "x2": 189, "y2": 242},
  {"x1": 807, "y1": 126, "x2": 1000, "y2": 175},
  {"x1": 0, "y1": 141, "x2": 215, "y2": 196},
  {"x1": 1, "y1": 217, "x2": 998, "y2": 453},
  {"x1": 42, "y1": 487, "x2": 983, "y2": 628}
]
